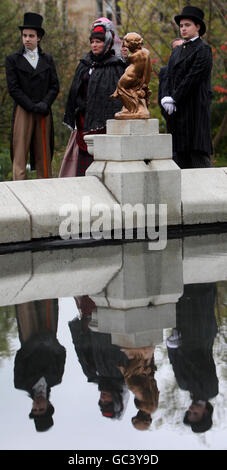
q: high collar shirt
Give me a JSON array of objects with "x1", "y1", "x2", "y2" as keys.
[
  {"x1": 184, "y1": 35, "x2": 200, "y2": 43},
  {"x1": 23, "y1": 47, "x2": 39, "y2": 69}
]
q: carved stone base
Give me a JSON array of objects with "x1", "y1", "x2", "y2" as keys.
[
  {"x1": 114, "y1": 110, "x2": 150, "y2": 120},
  {"x1": 114, "y1": 105, "x2": 150, "y2": 120}
]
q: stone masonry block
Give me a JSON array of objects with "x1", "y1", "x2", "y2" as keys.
[
  {"x1": 147, "y1": 159, "x2": 181, "y2": 226},
  {"x1": 105, "y1": 239, "x2": 183, "y2": 308},
  {"x1": 95, "y1": 304, "x2": 176, "y2": 334},
  {"x1": 0, "y1": 252, "x2": 32, "y2": 306},
  {"x1": 111, "y1": 330, "x2": 164, "y2": 348},
  {"x1": 0, "y1": 182, "x2": 31, "y2": 243},
  {"x1": 106, "y1": 119, "x2": 159, "y2": 135},
  {"x1": 104, "y1": 160, "x2": 181, "y2": 226},
  {"x1": 85, "y1": 161, "x2": 106, "y2": 180},
  {"x1": 181, "y1": 168, "x2": 227, "y2": 225},
  {"x1": 5, "y1": 177, "x2": 120, "y2": 239},
  {"x1": 93, "y1": 134, "x2": 172, "y2": 161},
  {"x1": 13, "y1": 244, "x2": 122, "y2": 304}
]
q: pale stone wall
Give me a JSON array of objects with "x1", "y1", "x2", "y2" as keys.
[
  {"x1": 16, "y1": 1, "x2": 120, "y2": 44},
  {"x1": 67, "y1": 0, "x2": 97, "y2": 34}
]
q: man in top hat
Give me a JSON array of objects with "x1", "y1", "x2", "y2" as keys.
[
  {"x1": 160, "y1": 6, "x2": 213, "y2": 169},
  {"x1": 5, "y1": 12, "x2": 59, "y2": 180}
]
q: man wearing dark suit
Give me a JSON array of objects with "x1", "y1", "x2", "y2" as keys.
[
  {"x1": 5, "y1": 12, "x2": 59, "y2": 180},
  {"x1": 158, "y1": 38, "x2": 183, "y2": 137},
  {"x1": 160, "y1": 6, "x2": 213, "y2": 169}
]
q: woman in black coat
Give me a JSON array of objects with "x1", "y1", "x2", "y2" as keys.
[{"x1": 62, "y1": 19, "x2": 125, "y2": 176}]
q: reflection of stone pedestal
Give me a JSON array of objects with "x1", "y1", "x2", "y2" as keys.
[
  {"x1": 90, "y1": 239, "x2": 183, "y2": 347},
  {"x1": 85, "y1": 119, "x2": 181, "y2": 227},
  {"x1": 90, "y1": 304, "x2": 176, "y2": 347}
]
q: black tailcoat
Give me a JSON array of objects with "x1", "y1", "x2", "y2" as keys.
[
  {"x1": 167, "y1": 284, "x2": 218, "y2": 402},
  {"x1": 5, "y1": 46, "x2": 59, "y2": 166},
  {"x1": 165, "y1": 38, "x2": 213, "y2": 154}
]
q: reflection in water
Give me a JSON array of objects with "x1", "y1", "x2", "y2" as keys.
[
  {"x1": 167, "y1": 283, "x2": 218, "y2": 433},
  {"x1": 69, "y1": 296, "x2": 159, "y2": 430},
  {"x1": 0, "y1": 235, "x2": 226, "y2": 449},
  {"x1": 69, "y1": 295, "x2": 129, "y2": 420},
  {"x1": 119, "y1": 346, "x2": 159, "y2": 431},
  {"x1": 14, "y1": 300, "x2": 66, "y2": 432}
]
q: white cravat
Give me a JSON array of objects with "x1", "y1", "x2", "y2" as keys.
[
  {"x1": 23, "y1": 47, "x2": 39, "y2": 69},
  {"x1": 185, "y1": 35, "x2": 200, "y2": 43}
]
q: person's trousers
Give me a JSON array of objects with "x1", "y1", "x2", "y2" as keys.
[
  {"x1": 173, "y1": 150, "x2": 211, "y2": 169},
  {"x1": 12, "y1": 105, "x2": 52, "y2": 180}
]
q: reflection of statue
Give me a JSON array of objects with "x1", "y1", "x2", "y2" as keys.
[
  {"x1": 111, "y1": 32, "x2": 152, "y2": 119},
  {"x1": 119, "y1": 346, "x2": 159, "y2": 431}
]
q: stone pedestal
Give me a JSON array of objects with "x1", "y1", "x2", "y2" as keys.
[{"x1": 85, "y1": 119, "x2": 181, "y2": 228}]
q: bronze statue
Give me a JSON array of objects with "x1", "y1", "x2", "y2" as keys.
[{"x1": 111, "y1": 33, "x2": 152, "y2": 119}]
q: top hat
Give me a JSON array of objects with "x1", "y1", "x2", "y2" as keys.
[
  {"x1": 29, "y1": 403, "x2": 54, "y2": 432},
  {"x1": 174, "y1": 6, "x2": 206, "y2": 36},
  {"x1": 183, "y1": 402, "x2": 213, "y2": 433},
  {"x1": 19, "y1": 12, "x2": 45, "y2": 37}
]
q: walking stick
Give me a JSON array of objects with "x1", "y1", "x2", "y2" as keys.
[{"x1": 41, "y1": 116, "x2": 49, "y2": 178}]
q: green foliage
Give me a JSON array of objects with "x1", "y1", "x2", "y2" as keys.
[
  {"x1": 0, "y1": 0, "x2": 21, "y2": 149},
  {"x1": 1, "y1": 0, "x2": 226, "y2": 179},
  {"x1": 118, "y1": 0, "x2": 227, "y2": 161},
  {"x1": 0, "y1": 306, "x2": 18, "y2": 361},
  {"x1": 0, "y1": 0, "x2": 80, "y2": 179},
  {"x1": 0, "y1": 147, "x2": 13, "y2": 181}
]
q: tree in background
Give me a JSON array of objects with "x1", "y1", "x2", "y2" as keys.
[
  {"x1": 1, "y1": 0, "x2": 226, "y2": 178},
  {"x1": 0, "y1": 0, "x2": 79, "y2": 179},
  {"x1": 0, "y1": 306, "x2": 18, "y2": 362},
  {"x1": 0, "y1": 0, "x2": 20, "y2": 180},
  {"x1": 118, "y1": 0, "x2": 227, "y2": 164}
]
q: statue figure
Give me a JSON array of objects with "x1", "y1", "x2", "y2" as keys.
[{"x1": 111, "y1": 32, "x2": 152, "y2": 119}]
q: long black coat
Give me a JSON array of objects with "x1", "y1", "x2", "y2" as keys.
[
  {"x1": 5, "y1": 45, "x2": 59, "y2": 112},
  {"x1": 158, "y1": 65, "x2": 175, "y2": 134},
  {"x1": 63, "y1": 50, "x2": 125, "y2": 132},
  {"x1": 164, "y1": 38, "x2": 213, "y2": 154},
  {"x1": 14, "y1": 331, "x2": 66, "y2": 394},
  {"x1": 5, "y1": 45, "x2": 59, "y2": 165},
  {"x1": 167, "y1": 283, "x2": 218, "y2": 402}
]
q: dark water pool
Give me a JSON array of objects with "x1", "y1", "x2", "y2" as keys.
[{"x1": 0, "y1": 235, "x2": 226, "y2": 452}]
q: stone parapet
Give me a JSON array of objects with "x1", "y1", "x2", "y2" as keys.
[{"x1": 0, "y1": 183, "x2": 31, "y2": 243}]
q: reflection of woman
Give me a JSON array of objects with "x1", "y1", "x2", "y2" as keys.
[
  {"x1": 61, "y1": 19, "x2": 124, "y2": 176},
  {"x1": 119, "y1": 347, "x2": 159, "y2": 430},
  {"x1": 69, "y1": 311, "x2": 129, "y2": 420}
]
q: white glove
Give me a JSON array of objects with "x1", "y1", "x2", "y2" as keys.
[{"x1": 161, "y1": 96, "x2": 176, "y2": 115}]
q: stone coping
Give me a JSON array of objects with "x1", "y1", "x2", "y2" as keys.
[{"x1": 0, "y1": 167, "x2": 226, "y2": 245}]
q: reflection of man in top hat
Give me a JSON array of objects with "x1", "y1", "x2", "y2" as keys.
[
  {"x1": 166, "y1": 283, "x2": 218, "y2": 433},
  {"x1": 14, "y1": 299, "x2": 66, "y2": 432},
  {"x1": 160, "y1": 6, "x2": 213, "y2": 169},
  {"x1": 5, "y1": 12, "x2": 59, "y2": 180}
]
